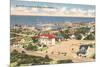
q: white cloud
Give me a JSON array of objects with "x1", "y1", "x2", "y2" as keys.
[
  {"x1": 11, "y1": 6, "x2": 95, "y2": 16},
  {"x1": 88, "y1": 10, "x2": 95, "y2": 13},
  {"x1": 70, "y1": 8, "x2": 78, "y2": 12},
  {"x1": 69, "y1": 8, "x2": 85, "y2": 13},
  {"x1": 60, "y1": 7, "x2": 66, "y2": 12}
]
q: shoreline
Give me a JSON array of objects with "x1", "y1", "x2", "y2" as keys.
[{"x1": 10, "y1": 14, "x2": 95, "y2": 18}]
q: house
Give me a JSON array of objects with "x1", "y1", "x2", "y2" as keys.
[
  {"x1": 77, "y1": 45, "x2": 88, "y2": 57},
  {"x1": 79, "y1": 45, "x2": 88, "y2": 54},
  {"x1": 56, "y1": 35, "x2": 65, "y2": 41},
  {"x1": 70, "y1": 35, "x2": 76, "y2": 39},
  {"x1": 77, "y1": 44, "x2": 94, "y2": 57},
  {"x1": 32, "y1": 34, "x2": 56, "y2": 46}
]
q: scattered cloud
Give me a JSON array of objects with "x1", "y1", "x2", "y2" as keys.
[{"x1": 11, "y1": 0, "x2": 95, "y2": 17}]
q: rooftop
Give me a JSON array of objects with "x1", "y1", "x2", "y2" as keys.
[{"x1": 32, "y1": 34, "x2": 56, "y2": 39}]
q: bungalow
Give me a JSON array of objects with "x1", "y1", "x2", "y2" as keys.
[{"x1": 32, "y1": 34, "x2": 56, "y2": 46}]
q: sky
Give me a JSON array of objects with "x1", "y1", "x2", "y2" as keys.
[
  {"x1": 11, "y1": 0, "x2": 95, "y2": 9},
  {"x1": 11, "y1": 0, "x2": 95, "y2": 16}
]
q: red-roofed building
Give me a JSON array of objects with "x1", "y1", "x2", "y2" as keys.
[
  {"x1": 39, "y1": 34, "x2": 55, "y2": 39},
  {"x1": 32, "y1": 34, "x2": 56, "y2": 46}
]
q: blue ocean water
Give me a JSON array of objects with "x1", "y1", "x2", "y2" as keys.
[{"x1": 10, "y1": 15, "x2": 95, "y2": 25}]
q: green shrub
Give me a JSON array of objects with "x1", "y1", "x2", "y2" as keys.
[
  {"x1": 75, "y1": 33, "x2": 82, "y2": 40},
  {"x1": 84, "y1": 34, "x2": 95, "y2": 40},
  {"x1": 33, "y1": 39, "x2": 38, "y2": 43},
  {"x1": 57, "y1": 59, "x2": 73, "y2": 64},
  {"x1": 26, "y1": 44, "x2": 38, "y2": 51},
  {"x1": 76, "y1": 27, "x2": 90, "y2": 34}
]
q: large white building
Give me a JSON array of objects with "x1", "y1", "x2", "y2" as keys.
[{"x1": 32, "y1": 34, "x2": 56, "y2": 46}]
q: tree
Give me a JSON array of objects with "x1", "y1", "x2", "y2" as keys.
[
  {"x1": 32, "y1": 39, "x2": 38, "y2": 43},
  {"x1": 22, "y1": 51, "x2": 25, "y2": 54},
  {"x1": 44, "y1": 55, "x2": 51, "y2": 62},
  {"x1": 75, "y1": 33, "x2": 82, "y2": 40},
  {"x1": 26, "y1": 44, "x2": 38, "y2": 51},
  {"x1": 12, "y1": 49, "x2": 18, "y2": 54},
  {"x1": 76, "y1": 27, "x2": 90, "y2": 34},
  {"x1": 84, "y1": 34, "x2": 95, "y2": 40},
  {"x1": 45, "y1": 55, "x2": 49, "y2": 60},
  {"x1": 43, "y1": 44, "x2": 47, "y2": 47},
  {"x1": 32, "y1": 46, "x2": 38, "y2": 51},
  {"x1": 58, "y1": 30, "x2": 69, "y2": 39}
]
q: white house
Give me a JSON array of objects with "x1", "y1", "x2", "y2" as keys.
[
  {"x1": 70, "y1": 35, "x2": 76, "y2": 39},
  {"x1": 32, "y1": 34, "x2": 56, "y2": 46}
]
